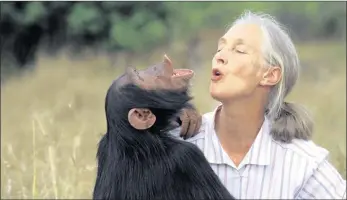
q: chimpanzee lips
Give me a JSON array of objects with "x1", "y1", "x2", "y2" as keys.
[{"x1": 172, "y1": 69, "x2": 194, "y2": 79}]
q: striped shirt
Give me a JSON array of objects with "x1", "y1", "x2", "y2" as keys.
[{"x1": 170, "y1": 106, "x2": 346, "y2": 199}]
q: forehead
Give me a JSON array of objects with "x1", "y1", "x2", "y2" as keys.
[
  {"x1": 220, "y1": 23, "x2": 264, "y2": 49},
  {"x1": 113, "y1": 73, "x2": 131, "y2": 88}
]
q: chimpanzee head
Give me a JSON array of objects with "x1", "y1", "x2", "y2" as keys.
[{"x1": 105, "y1": 55, "x2": 194, "y2": 133}]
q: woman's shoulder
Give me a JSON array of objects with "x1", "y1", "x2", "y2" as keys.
[
  {"x1": 185, "y1": 111, "x2": 216, "y2": 142},
  {"x1": 168, "y1": 111, "x2": 214, "y2": 141},
  {"x1": 272, "y1": 137, "x2": 330, "y2": 165}
]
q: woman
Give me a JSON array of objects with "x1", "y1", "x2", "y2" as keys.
[{"x1": 172, "y1": 10, "x2": 346, "y2": 199}]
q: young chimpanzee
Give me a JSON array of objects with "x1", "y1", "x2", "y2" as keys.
[{"x1": 92, "y1": 55, "x2": 235, "y2": 200}]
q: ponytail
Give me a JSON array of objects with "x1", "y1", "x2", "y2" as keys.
[{"x1": 269, "y1": 102, "x2": 314, "y2": 143}]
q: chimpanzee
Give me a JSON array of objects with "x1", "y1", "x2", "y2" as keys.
[{"x1": 92, "y1": 55, "x2": 235, "y2": 200}]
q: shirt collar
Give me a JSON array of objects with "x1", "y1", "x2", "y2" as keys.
[
  {"x1": 247, "y1": 117, "x2": 273, "y2": 166},
  {"x1": 203, "y1": 104, "x2": 273, "y2": 167}
]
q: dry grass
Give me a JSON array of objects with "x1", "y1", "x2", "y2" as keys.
[{"x1": 1, "y1": 40, "x2": 346, "y2": 199}]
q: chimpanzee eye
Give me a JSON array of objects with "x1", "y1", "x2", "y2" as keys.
[{"x1": 132, "y1": 69, "x2": 144, "y2": 81}]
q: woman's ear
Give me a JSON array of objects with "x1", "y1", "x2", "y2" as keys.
[
  {"x1": 128, "y1": 108, "x2": 156, "y2": 130},
  {"x1": 260, "y1": 66, "x2": 282, "y2": 86}
]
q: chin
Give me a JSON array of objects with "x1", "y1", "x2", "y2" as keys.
[
  {"x1": 209, "y1": 83, "x2": 225, "y2": 101},
  {"x1": 210, "y1": 88, "x2": 245, "y2": 103},
  {"x1": 210, "y1": 88, "x2": 227, "y2": 102}
]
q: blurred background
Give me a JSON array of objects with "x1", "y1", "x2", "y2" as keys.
[{"x1": 1, "y1": 1, "x2": 346, "y2": 199}]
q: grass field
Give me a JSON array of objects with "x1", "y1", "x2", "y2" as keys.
[{"x1": 1, "y1": 39, "x2": 346, "y2": 198}]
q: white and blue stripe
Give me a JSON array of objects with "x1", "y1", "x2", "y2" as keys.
[{"x1": 170, "y1": 106, "x2": 346, "y2": 199}]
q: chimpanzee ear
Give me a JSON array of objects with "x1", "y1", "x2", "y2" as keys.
[
  {"x1": 128, "y1": 108, "x2": 156, "y2": 130},
  {"x1": 163, "y1": 54, "x2": 172, "y2": 68}
]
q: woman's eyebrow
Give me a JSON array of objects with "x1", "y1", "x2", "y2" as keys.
[
  {"x1": 218, "y1": 37, "x2": 227, "y2": 46},
  {"x1": 234, "y1": 38, "x2": 246, "y2": 45},
  {"x1": 218, "y1": 37, "x2": 248, "y2": 46}
]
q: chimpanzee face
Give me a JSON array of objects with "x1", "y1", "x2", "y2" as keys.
[
  {"x1": 109, "y1": 55, "x2": 195, "y2": 131},
  {"x1": 126, "y1": 55, "x2": 194, "y2": 91}
]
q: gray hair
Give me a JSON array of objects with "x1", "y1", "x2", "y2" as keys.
[{"x1": 230, "y1": 10, "x2": 313, "y2": 143}]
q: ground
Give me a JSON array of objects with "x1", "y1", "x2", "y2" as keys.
[{"x1": 1, "y1": 39, "x2": 346, "y2": 199}]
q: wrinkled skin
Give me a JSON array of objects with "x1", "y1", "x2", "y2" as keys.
[
  {"x1": 123, "y1": 55, "x2": 201, "y2": 138},
  {"x1": 177, "y1": 107, "x2": 201, "y2": 139}
]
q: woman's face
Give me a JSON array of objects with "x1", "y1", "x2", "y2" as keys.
[{"x1": 209, "y1": 23, "x2": 272, "y2": 103}]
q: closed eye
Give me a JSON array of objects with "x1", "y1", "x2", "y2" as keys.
[
  {"x1": 236, "y1": 49, "x2": 246, "y2": 54},
  {"x1": 233, "y1": 47, "x2": 246, "y2": 54},
  {"x1": 233, "y1": 43, "x2": 248, "y2": 54},
  {"x1": 133, "y1": 69, "x2": 144, "y2": 81}
]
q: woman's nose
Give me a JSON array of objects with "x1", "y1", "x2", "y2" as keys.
[{"x1": 215, "y1": 52, "x2": 228, "y2": 65}]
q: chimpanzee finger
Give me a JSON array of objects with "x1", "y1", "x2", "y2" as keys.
[
  {"x1": 182, "y1": 109, "x2": 196, "y2": 138},
  {"x1": 180, "y1": 111, "x2": 189, "y2": 137},
  {"x1": 185, "y1": 119, "x2": 196, "y2": 139},
  {"x1": 170, "y1": 120, "x2": 180, "y2": 129},
  {"x1": 183, "y1": 122, "x2": 193, "y2": 140},
  {"x1": 193, "y1": 115, "x2": 202, "y2": 136},
  {"x1": 185, "y1": 109, "x2": 202, "y2": 138},
  {"x1": 181, "y1": 121, "x2": 191, "y2": 139}
]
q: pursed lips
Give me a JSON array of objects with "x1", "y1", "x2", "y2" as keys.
[{"x1": 211, "y1": 68, "x2": 223, "y2": 82}]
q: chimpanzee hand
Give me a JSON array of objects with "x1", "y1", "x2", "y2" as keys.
[{"x1": 177, "y1": 106, "x2": 202, "y2": 139}]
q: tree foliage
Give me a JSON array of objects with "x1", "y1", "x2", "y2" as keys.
[{"x1": 0, "y1": 1, "x2": 345, "y2": 71}]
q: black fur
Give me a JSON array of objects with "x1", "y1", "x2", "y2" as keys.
[{"x1": 93, "y1": 79, "x2": 236, "y2": 200}]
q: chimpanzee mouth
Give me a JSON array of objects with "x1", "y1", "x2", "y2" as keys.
[{"x1": 172, "y1": 69, "x2": 194, "y2": 79}]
